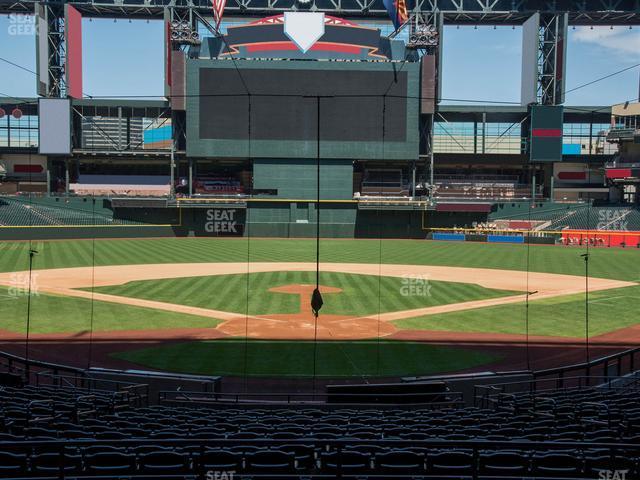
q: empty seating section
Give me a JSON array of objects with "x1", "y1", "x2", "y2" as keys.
[
  {"x1": 492, "y1": 204, "x2": 640, "y2": 232},
  {"x1": 359, "y1": 169, "x2": 410, "y2": 197},
  {"x1": 1, "y1": 381, "x2": 640, "y2": 478},
  {"x1": 70, "y1": 175, "x2": 171, "y2": 197},
  {"x1": 434, "y1": 175, "x2": 534, "y2": 200},
  {"x1": 0, "y1": 196, "x2": 141, "y2": 226},
  {"x1": 193, "y1": 177, "x2": 244, "y2": 195}
]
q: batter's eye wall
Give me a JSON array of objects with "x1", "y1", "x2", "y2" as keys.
[{"x1": 186, "y1": 59, "x2": 419, "y2": 160}]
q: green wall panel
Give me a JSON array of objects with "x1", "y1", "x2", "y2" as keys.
[{"x1": 253, "y1": 159, "x2": 353, "y2": 200}]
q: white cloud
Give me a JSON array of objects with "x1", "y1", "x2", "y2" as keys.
[{"x1": 573, "y1": 26, "x2": 640, "y2": 59}]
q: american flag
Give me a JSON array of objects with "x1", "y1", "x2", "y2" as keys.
[{"x1": 211, "y1": 0, "x2": 227, "y2": 29}]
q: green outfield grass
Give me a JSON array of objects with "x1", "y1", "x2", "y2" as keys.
[
  {"x1": 111, "y1": 339, "x2": 503, "y2": 377},
  {"x1": 1, "y1": 237, "x2": 639, "y2": 281},
  {"x1": 0, "y1": 286, "x2": 221, "y2": 334},
  {"x1": 396, "y1": 285, "x2": 640, "y2": 337},
  {"x1": 88, "y1": 271, "x2": 517, "y2": 317}
]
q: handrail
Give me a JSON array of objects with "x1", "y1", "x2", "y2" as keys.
[
  {"x1": 473, "y1": 346, "x2": 640, "y2": 407},
  {"x1": 474, "y1": 375, "x2": 640, "y2": 409},
  {"x1": 533, "y1": 346, "x2": 640, "y2": 379},
  {"x1": 0, "y1": 437, "x2": 635, "y2": 451},
  {"x1": 158, "y1": 390, "x2": 465, "y2": 407}
]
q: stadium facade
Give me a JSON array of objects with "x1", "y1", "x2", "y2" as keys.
[{"x1": 0, "y1": 1, "x2": 639, "y2": 239}]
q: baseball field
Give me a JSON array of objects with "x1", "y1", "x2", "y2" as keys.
[{"x1": 0, "y1": 237, "x2": 638, "y2": 378}]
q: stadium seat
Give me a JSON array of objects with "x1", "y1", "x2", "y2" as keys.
[
  {"x1": 198, "y1": 449, "x2": 242, "y2": 472},
  {"x1": 139, "y1": 450, "x2": 191, "y2": 473},
  {"x1": 478, "y1": 451, "x2": 529, "y2": 476},
  {"x1": 85, "y1": 452, "x2": 137, "y2": 474},
  {"x1": 428, "y1": 450, "x2": 474, "y2": 475},
  {"x1": 0, "y1": 452, "x2": 27, "y2": 475},
  {"x1": 245, "y1": 450, "x2": 296, "y2": 474},
  {"x1": 320, "y1": 450, "x2": 372, "y2": 474},
  {"x1": 30, "y1": 452, "x2": 83, "y2": 475},
  {"x1": 374, "y1": 450, "x2": 426, "y2": 475},
  {"x1": 531, "y1": 452, "x2": 583, "y2": 477}
]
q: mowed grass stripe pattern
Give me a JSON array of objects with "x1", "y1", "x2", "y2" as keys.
[
  {"x1": 396, "y1": 285, "x2": 640, "y2": 338},
  {"x1": 0, "y1": 286, "x2": 221, "y2": 334},
  {"x1": 0, "y1": 238, "x2": 639, "y2": 280},
  {"x1": 112, "y1": 340, "x2": 503, "y2": 378},
  {"x1": 89, "y1": 271, "x2": 518, "y2": 317}
]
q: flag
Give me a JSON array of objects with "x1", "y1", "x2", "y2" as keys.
[
  {"x1": 383, "y1": 0, "x2": 408, "y2": 30},
  {"x1": 211, "y1": 0, "x2": 227, "y2": 29}
]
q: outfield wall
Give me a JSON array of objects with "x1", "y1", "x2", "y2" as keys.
[{"x1": 0, "y1": 200, "x2": 489, "y2": 240}]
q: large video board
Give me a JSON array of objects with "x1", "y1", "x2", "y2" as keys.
[{"x1": 186, "y1": 59, "x2": 419, "y2": 160}]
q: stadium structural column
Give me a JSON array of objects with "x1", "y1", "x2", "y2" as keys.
[
  {"x1": 64, "y1": 159, "x2": 69, "y2": 195},
  {"x1": 188, "y1": 157, "x2": 193, "y2": 197},
  {"x1": 531, "y1": 173, "x2": 536, "y2": 200},
  {"x1": 35, "y1": 2, "x2": 66, "y2": 98},
  {"x1": 170, "y1": 142, "x2": 175, "y2": 197},
  {"x1": 411, "y1": 161, "x2": 416, "y2": 198},
  {"x1": 481, "y1": 112, "x2": 486, "y2": 154},
  {"x1": 537, "y1": 13, "x2": 569, "y2": 106},
  {"x1": 45, "y1": 158, "x2": 51, "y2": 196}
]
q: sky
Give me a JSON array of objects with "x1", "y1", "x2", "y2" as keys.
[{"x1": 0, "y1": 15, "x2": 639, "y2": 106}]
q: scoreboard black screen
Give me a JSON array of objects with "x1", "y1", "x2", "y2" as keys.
[{"x1": 187, "y1": 60, "x2": 419, "y2": 159}]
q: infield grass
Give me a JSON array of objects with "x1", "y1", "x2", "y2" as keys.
[{"x1": 88, "y1": 271, "x2": 518, "y2": 316}]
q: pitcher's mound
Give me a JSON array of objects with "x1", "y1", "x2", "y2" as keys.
[{"x1": 216, "y1": 283, "x2": 397, "y2": 339}]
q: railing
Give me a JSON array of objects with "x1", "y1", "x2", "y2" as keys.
[
  {"x1": 158, "y1": 390, "x2": 464, "y2": 408},
  {"x1": 0, "y1": 349, "x2": 86, "y2": 384},
  {"x1": 34, "y1": 371, "x2": 149, "y2": 408},
  {"x1": 473, "y1": 347, "x2": 640, "y2": 409},
  {"x1": 474, "y1": 373, "x2": 640, "y2": 410},
  {"x1": 0, "y1": 350, "x2": 149, "y2": 407},
  {"x1": 533, "y1": 346, "x2": 640, "y2": 387}
]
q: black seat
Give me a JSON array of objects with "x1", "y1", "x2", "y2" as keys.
[
  {"x1": 245, "y1": 450, "x2": 296, "y2": 474},
  {"x1": 0, "y1": 451, "x2": 27, "y2": 475},
  {"x1": 531, "y1": 452, "x2": 582, "y2": 477},
  {"x1": 199, "y1": 449, "x2": 242, "y2": 472},
  {"x1": 85, "y1": 451, "x2": 136, "y2": 474},
  {"x1": 30, "y1": 452, "x2": 82, "y2": 474},
  {"x1": 428, "y1": 451, "x2": 473, "y2": 475},
  {"x1": 320, "y1": 450, "x2": 371, "y2": 475},
  {"x1": 277, "y1": 444, "x2": 316, "y2": 469},
  {"x1": 139, "y1": 450, "x2": 191, "y2": 473},
  {"x1": 584, "y1": 453, "x2": 636, "y2": 478},
  {"x1": 375, "y1": 450, "x2": 425, "y2": 475},
  {"x1": 479, "y1": 451, "x2": 529, "y2": 476}
]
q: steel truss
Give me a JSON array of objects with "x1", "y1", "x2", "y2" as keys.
[
  {"x1": 538, "y1": 13, "x2": 568, "y2": 106},
  {"x1": 1, "y1": 0, "x2": 639, "y2": 24}
]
